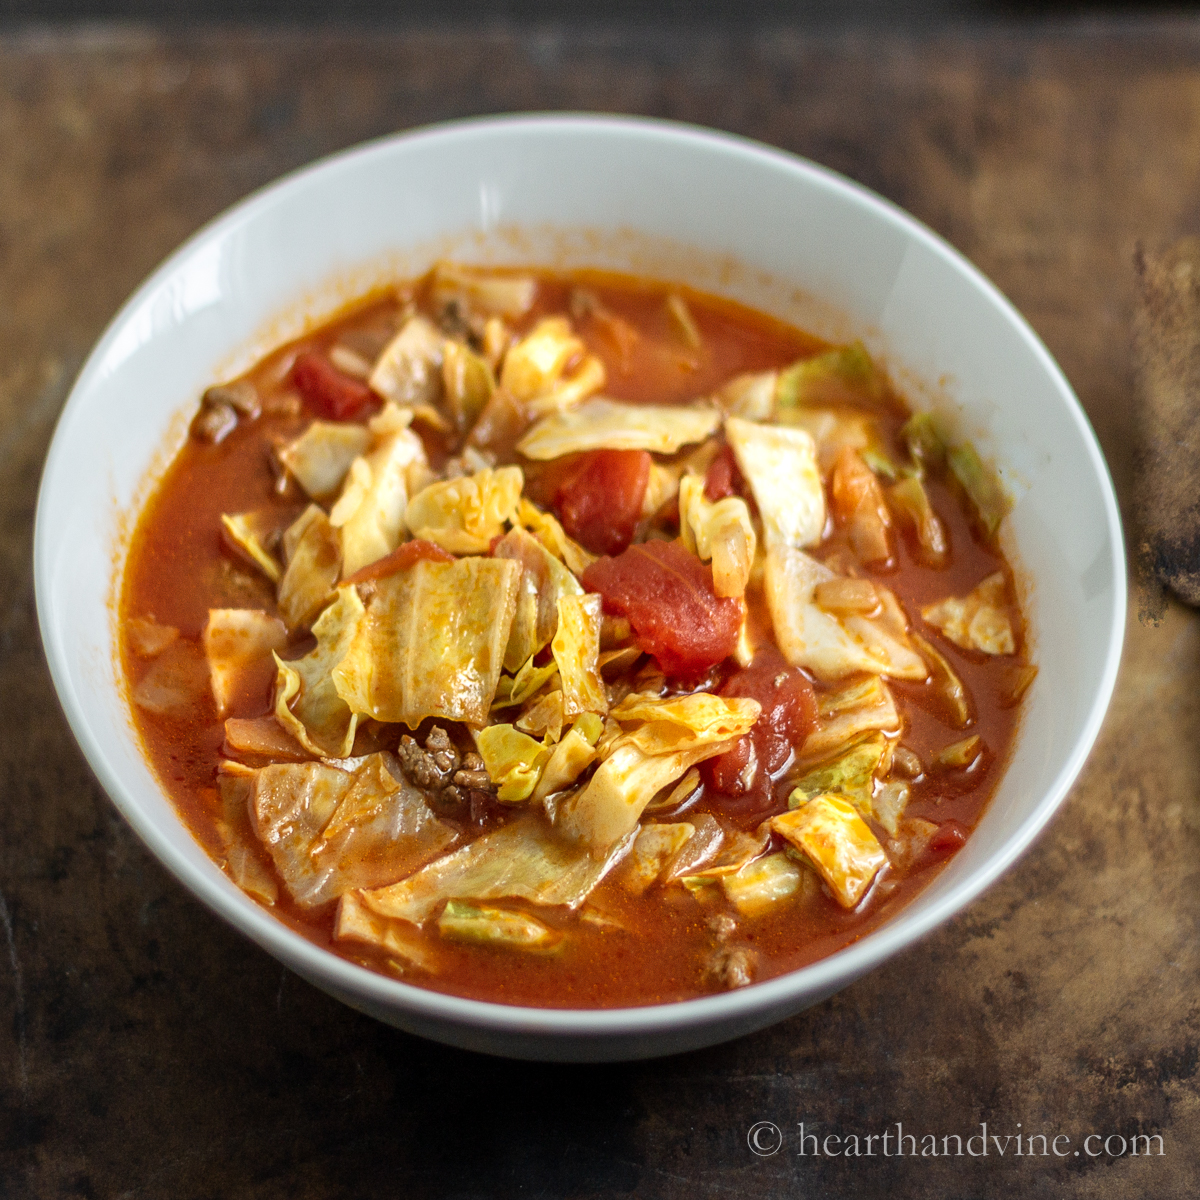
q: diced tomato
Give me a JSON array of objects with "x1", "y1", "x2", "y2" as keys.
[
  {"x1": 704, "y1": 443, "x2": 741, "y2": 501},
  {"x1": 702, "y1": 651, "x2": 817, "y2": 804},
  {"x1": 927, "y1": 819, "x2": 968, "y2": 855},
  {"x1": 581, "y1": 539, "x2": 742, "y2": 676},
  {"x1": 555, "y1": 448, "x2": 651, "y2": 556},
  {"x1": 292, "y1": 351, "x2": 377, "y2": 420},
  {"x1": 343, "y1": 538, "x2": 454, "y2": 584}
]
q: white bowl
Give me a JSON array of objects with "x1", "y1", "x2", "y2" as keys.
[{"x1": 34, "y1": 115, "x2": 1125, "y2": 1062}]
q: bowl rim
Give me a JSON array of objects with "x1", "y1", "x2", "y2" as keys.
[{"x1": 34, "y1": 111, "x2": 1127, "y2": 1043}]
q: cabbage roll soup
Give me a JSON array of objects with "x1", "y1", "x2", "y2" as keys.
[{"x1": 120, "y1": 265, "x2": 1034, "y2": 1007}]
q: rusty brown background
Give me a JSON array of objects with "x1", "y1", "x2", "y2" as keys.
[{"x1": 1, "y1": 19, "x2": 1197, "y2": 1199}]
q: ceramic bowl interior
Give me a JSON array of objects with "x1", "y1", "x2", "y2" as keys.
[{"x1": 34, "y1": 115, "x2": 1125, "y2": 1061}]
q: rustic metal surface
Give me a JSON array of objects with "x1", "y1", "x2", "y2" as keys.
[{"x1": 1, "y1": 20, "x2": 1196, "y2": 1198}]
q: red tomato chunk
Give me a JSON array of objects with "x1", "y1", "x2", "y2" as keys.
[
  {"x1": 554, "y1": 448, "x2": 650, "y2": 556},
  {"x1": 704, "y1": 652, "x2": 817, "y2": 806},
  {"x1": 292, "y1": 351, "x2": 376, "y2": 420},
  {"x1": 582, "y1": 540, "x2": 742, "y2": 677},
  {"x1": 343, "y1": 538, "x2": 454, "y2": 584}
]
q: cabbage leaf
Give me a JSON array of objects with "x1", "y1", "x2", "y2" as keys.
[
  {"x1": 677, "y1": 473, "x2": 756, "y2": 598},
  {"x1": 532, "y1": 713, "x2": 603, "y2": 804},
  {"x1": 609, "y1": 692, "x2": 761, "y2": 756},
  {"x1": 555, "y1": 725, "x2": 747, "y2": 854},
  {"x1": 203, "y1": 608, "x2": 288, "y2": 717},
  {"x1": 437, "y1": 900, "x2": 562, "y2": 951},
  {"x1": 431, "y1": 262, "x2": 538, "y2": 318},
  {"x1": 765, "y1": 544, "x2": 927, "y2": 682},
  {"x1": 619, "y1": 822, "x2": 696, "y2": 895},
  {"x1": 277, "y1": 505, "x2": 342, "y2": 630},
  {"x1": 475, "y1": 723, "x2": 551, "y2": 803},
  {"x1": 356, "y1": 811, "x2": 629, "y2": 925},
  {"x1": 500, "y1": 316, "x2": 606, "y2": 416},
  {"x1": 329, "y1": 407, "x2": 430, "y2": 578},
  {"x1": 921, "y1": 571, "x2": 1015, "y2": 655},
  {"x1": 772, "y1": 794, "x2": 887, "y2": 909},
  {"x1": 273, "y1": 585, "x2": 365, "y2": 757},
  {"x1": 552, "y1": 593, "x2": 607, "y2": 718},
  {"x1": 801, "y1": 676, "x2": 900, "y2": 760},
  {"x1": 722, "y1": 852, "x2": 804, "y2": 917},
  {"x1": 404, "y1": 465, "x2": 523, "y2": 554},
  {"x1": 278, "y1": 422, "x2": 372, "y2": 500},
  {"x1": 220, "y1": 511, "x2": 283, "y2": 584},
  {"x1": 493, "y1": 526, "x2": 584, "y2": 672},
  {"x1": 515, "y1": 498, "x2": 596, "y2": 575},
  {"x1": 789, "y1": 730, "x2": 889, "y2": 812},
  {"x1": 249, "y1": 752, "x2": 458, "y2": 907},
  {"x1": 333, "y1": 556, "x2": 521, "y2": 727},
  {"x1": 517, "y1": 397, "x2": 721, "y2": 459},
  {"x1": 368, "y1": 315, "x2": 444, "y2": 407},
  {"x1": 725, "y1": 416, "x2": 825, "y2": 550}
]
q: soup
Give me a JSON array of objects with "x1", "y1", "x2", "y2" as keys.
[{"x1": 120, "y1": 264, "x2": 1033, "y2": 1008}]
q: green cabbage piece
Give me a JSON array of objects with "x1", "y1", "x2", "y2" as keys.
[
  {"x1": 278, "y1": 421, "x2": 372, "y2": 499},
  {"x1": 475, "y1": 723, "x2": 551, "y2": 803},
  {"x1": 789, "y1": 731, "x2": 889, "y2": 813},
  {"x1": 901, "y1": 411, "x2": 949, "y2": 475},
  {"x1": 356, "y1": 812, "x2": 630, "y2": 925},
  {"x1": 333, "y1": 556, "x2": 521, "y2": 727},
  {"x1": 552, "y1": 593, "x2": 607, "y2": 719},
  {"x1": 273, "y1": 585, "x2": 364, "y2": 757},
  {"x1": 277, "y1": 505, "x2": 342, "y2": 631},
  {"x1": 722, "y1": 852, "x2": 804, "y2": 917},
  {"x1": 493, "y1": 526, "x2": 584, "y2": 673},
  {"x1": 249, "y1": 753, "x2": 458, "y2": 907},
  {"x1": 437, "y1": 900, "x2": 561, "y2": 952},
  {"x1": 947, "y1": 443, "x2": 1009, "y2": 537},
  {"x1": 776, "y1": 341, "x2": 885, "y2": 409}
]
